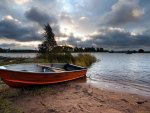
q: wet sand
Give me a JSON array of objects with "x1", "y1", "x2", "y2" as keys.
[{"x1": 1, "y1": 78, "x2": 148, "y2": 113}]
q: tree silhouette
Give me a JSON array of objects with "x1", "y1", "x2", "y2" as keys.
[
  {"x1": 138, "y1": 49, "x2": 144, "y2": 53},
  {"x1": 38, "y1": 24, "x2": 57, "y2": 53}
]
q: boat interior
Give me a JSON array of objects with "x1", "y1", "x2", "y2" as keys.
[{"x1": 1, "y1": 63, "x2": 86, "y2": 73}]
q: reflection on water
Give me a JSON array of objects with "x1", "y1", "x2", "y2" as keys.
[{"x1": 86, "y1": 53, "x2": 150, "y2": 96}]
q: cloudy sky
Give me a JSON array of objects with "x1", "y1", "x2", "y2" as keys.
[{"x1": 0, "y1": 0, "x2": 150, "y2": 50}]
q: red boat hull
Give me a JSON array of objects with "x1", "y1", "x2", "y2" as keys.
[{"x1": 0, "y1": 64, "x2": 87, "y2": 88}]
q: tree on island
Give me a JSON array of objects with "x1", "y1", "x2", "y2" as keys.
[
  {"x1": 38, "y1": 24, "x2": 57, "y2": 54},
  {"x1": 138, "y1": 49, "x2": 144, "y2": 53},
  {"x1": 37, "y1": 24, "x2": 73, "y2": 63}
]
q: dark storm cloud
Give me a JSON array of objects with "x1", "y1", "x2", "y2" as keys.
[
  {"x1": 25, "y1": 7, "x2": 57, "y2": 26},
  {"x1": 100, "y1": 0, "x2": 144, "y2": 26},
  {"x1": 134, "y1": 29, "x2": 150, "y2": 47},
  {"x1": 91, "y1": 29, "x2": 132, "y2": 46},
  {"x1": 88, "y1": 28, "x2": 150, "y2": 49},
  {"x1": 59, "y1": 33, "x2": 82, "y2": 46},
  {"x1": 0, "y1": 18, "x2": 41, "y2": 41},
  {"x1": 25, "y1": 7, "x2": 65, "y2": 38},
  {"x1": 64, "y1": 28, "x2": 150, "y2": 49},
  {"x1": 66, "y1": 34, "x2": 81, "y2": 45}
]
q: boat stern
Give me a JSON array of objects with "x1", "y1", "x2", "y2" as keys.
[{"x1": 0, "y1": 66, "x2": 7, "y2": 78}]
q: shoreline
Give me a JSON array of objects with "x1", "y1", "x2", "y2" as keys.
[
  {"x1": 87, "y1": 78, "x2": 150, "y2": 97},
  {"x1": 0, "y1": 78, "x2": 150, "y2": 113}
]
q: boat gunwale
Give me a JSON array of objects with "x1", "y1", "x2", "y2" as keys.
[{"x1": 0, "y1": 63, "x2": 87, "y2": 74}]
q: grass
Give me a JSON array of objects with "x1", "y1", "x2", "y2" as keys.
[
  {"x1": 0, "y1": 83, "x2": 71, "y2": 113},
  {"x1": 0, "y1": 97, "x2": 23, "y2": 113},
  {"x1": 0, "y1": 88, "x2": 23, "y2": 113},
  {"x1": 0, "y1": 85, "x2": 55, "y2": 113}
]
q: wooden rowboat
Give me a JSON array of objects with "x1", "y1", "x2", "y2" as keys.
[{"x1": 0, "y1": 63, "x2": 87, "y2": 88}]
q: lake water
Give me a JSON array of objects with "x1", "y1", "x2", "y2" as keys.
[
  {"x1": 0, "y1": 53, "x2": 150, "y2": 96},
  {"x1": 87, "y1": 53, "x2": 150, "y2": 96},
  {"x1": 0, "y1": 53, "x2": 37, "y2": 58}
]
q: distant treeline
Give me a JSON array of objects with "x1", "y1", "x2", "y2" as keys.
[
  {"x1": 74, "y1": 47, "x2": 150, "y2": 53},
  {"x1": 73, "y1": 47, "x2": 108, "y2": 52},
  {"x1": 0, "y1": 47, "x2": 150, "y2": 53}
]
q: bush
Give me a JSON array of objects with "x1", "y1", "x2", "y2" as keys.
[{"x1": 72, "y1": 54, "x2": 96, "y2": 67}]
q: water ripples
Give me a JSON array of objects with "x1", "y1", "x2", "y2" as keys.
[{"x1": 87, "y1": 53, "x2": 150, "y2": 94}]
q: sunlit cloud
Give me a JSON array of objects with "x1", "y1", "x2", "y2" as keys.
[
  {"x1": 0, "y1": 38, "x2": 41, "y2": 49},
  {"x1": 14, "y1": 0, "x2": 31, "y2": 4},
  {"x1": 79, "y1": 16, "x2": 88, "y2": 21},
  {"x1": 2, "y1": 15, "x2": 22, "y2": 23},
  {"x1": 131, "y1": 32, "x2": 138, "y2": 36},
  {"x1": 2, "y1": 15, "x2": 13, "y2": 20},
  {"x1": 132, "y1": 9, "x2": 144, "y2": 17},
  {"x1": 108, "y1": 27, "x2": 125, "y2": 32}
]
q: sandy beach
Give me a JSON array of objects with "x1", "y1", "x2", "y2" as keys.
[{"x1": 0, "y1": 77, "x2": 150, "y2": 113}]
